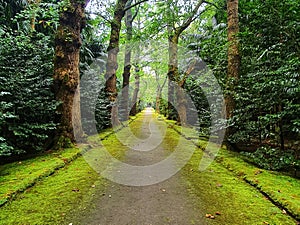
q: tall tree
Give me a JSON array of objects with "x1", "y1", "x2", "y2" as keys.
[
  {"x1": 225, "y1": 0, "x2": 240, "y2": 139},
  {"x1": 105, "y1": 0, "x2": 128, "y2": 126},
  {"x1": 53, "y1": 0, "x2": 89, "y2": 148},
  {"x1": 129, "y1": 12, "x2": 142, "y2": 116},
  {"x1": 166, "y1": 0, "x2": 205, "y2": 125},
  {"x1": 120, "y1": 0, "x2": 133, "y2": 121}
]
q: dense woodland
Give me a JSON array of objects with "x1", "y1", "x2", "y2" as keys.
[{"x1": 0, "y1": 0, "x2": 299, "y2": 173}]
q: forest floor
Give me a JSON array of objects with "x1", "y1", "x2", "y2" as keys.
[{"x1": 0, "y1": 109, "x2": 299, "y2": 225}]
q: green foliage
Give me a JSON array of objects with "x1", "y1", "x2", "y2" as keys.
[
  {"x1": 0, "y1": 31, "x2": 57, "y2": 157},
  {"x1": 229, "y1": 0, "x2": 300, "y2": 149},
  {"x1": 14, "y1": 1, "x2": 60, "y2": 34},
  {"x1": 0, "y1": 0, "x2": 27, "y2": 30},
  {"x1": 241, "y1": 146, "x2": 300, "y2": 171},
  {"x1": 80, "y1": 62, "x2": 111, "y2": 134},
  {"x1": 183, "y1": 11, "x2": 227, "y2": 134}
]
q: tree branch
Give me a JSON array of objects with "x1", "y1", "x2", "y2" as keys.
[
  {"x1": 179, "y1": 60, "x2": 197, "y2": 87},
  {"x1": 124, "y1": 0, "x2": 148, "y2": 12},
  {"x1": 86, "y1": 11, "x2": 112, "y2": 23},
  {"x1": 131, "y1": 4, "x2": 140, "y2": 22},
  {"x1": 177, "y1": 0, "x2": 204, "y2": 35},
  {"x1": 203, "y1": 0, "x2": 219, "y2": 9}
]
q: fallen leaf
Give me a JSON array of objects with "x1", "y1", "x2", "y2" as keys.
[
  {"x1": 72, "y1": 188, "x2": 79, "y2": 192},
  {"x1": 282, "y1": 209, "x2": 287, "y2": 214},
  {"x1": 255, "y1": 170, "x2": 262, "y2": 175},
  {"x1": 215, "y1": 211, "x2": 221, "y2": 215},
  {"x1": 205, "y1": 214, "x2": 215, "y2": 219},
  {"x1": 216, "y1": 183, "x2": 223, "y2": 187}
]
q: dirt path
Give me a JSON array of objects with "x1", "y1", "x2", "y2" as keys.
[{"x1": 78, "y1": 109, "x2": 205, "y2": 225}]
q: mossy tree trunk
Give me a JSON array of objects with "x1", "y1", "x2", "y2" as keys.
[
  {"x1": 225, "y1": 0, "x2": 240, "y2": 139},
  {"x1": 53, "y1": 0, "x2": 88, "y2": 149},
  {"x1": 105, "y1": 0, "x2": 128, "y2": 126},
  {"x1": 167, "y1": 34, "x2": 179, "y2": 121},
  {"x1": 130, "y1": 64, "x2": 140, "y2": 116},
  {"x1": 120, "y1": 0, "x2": 133, "y2": 121}
]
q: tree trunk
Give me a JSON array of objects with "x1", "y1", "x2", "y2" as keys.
[
  {"x1": 167, "y1": 35, "x2": 179, "y2": 120},
  {"x1": 120, "y1": 0, "x2": 133, "y2": 121},
  {"x1": 130, "y1": 65, "x2": 140, "y2": 116},
  {"x1": 155, "y1": 72, "x2": 167, "y2": 114},
  {"x1": 53, "y1": 0, "x2": 88, "y2": 149},
  {"x1": 167, "y1": 34, "x2": 188, "y2": 125},
  {"x1": 105, "y1": 0, "x2": 128, "y2": 127},
  {"x1": 225, "y1": 0, "x2": 240, "y2": 139},
  {"x1": 176, "y1": 85, "x2": 188, "y2": 126}
]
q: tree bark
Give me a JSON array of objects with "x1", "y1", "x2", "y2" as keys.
[
  {"x1": 155, "y1": 71, "x2": 167, "y2": 114},
  {"x1": 105, "y1": 0, "x2": 128, "y2": 127},
  {"x1": 120, "y1": 0, "x2": 133, "y2": 121},
  {"x1": 130, "y1": 64, "x2": 140, "y2": 116},
  {"x1": 53, "y1": 0, "x2": 88, "y2": 149},
  {"x1": 225, "y1": 0, "x2": 240, "y2": 138},
  {"x1": 167, "y1": 35, "x2": 179, "y2": 120}
]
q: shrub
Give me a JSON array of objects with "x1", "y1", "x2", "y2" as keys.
[
  {"x1": 241, "y1": 146, "x2": 300, "y2": 171},
  {"x1": 0, "y1": 31, "x2": 57, "y2": 157}
]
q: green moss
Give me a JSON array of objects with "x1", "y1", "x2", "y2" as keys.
[
  {"x1": 0, "y1": 148, "x2": 81, "y2": 207},
  {"x1": 0, "y1": 157, "x2": 102, "y2": 225},
  {"x1": 215, "y1": 148, "x2": 300, "y2": 220},
  {"x1": 182, "y1": 149, "x2": 297, "y2": 224}
]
